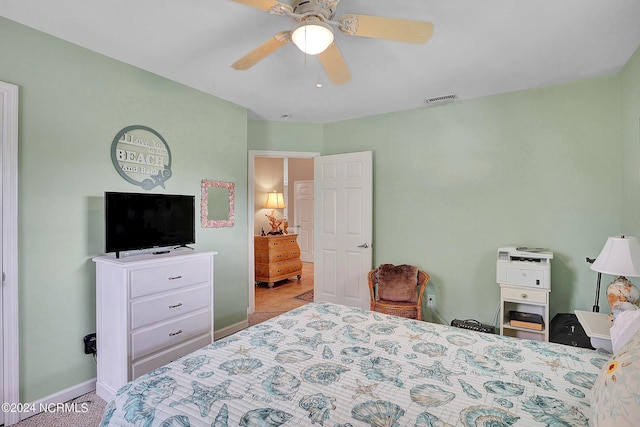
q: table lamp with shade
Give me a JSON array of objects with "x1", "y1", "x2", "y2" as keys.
[
  {"x1": 263, "y1": 191, "x2": 286, "y2": 234},
  {"x1": 590, "y1": 235, "x2": 640, "y2": 319}
]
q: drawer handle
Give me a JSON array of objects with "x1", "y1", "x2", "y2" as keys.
[
  {"x1": 276, "y1": 254, "x2": 283, "y2": 258},
  {"x1": 168, "y1": 275, "x2": 183, "y2": 281},
  {"x1": 521, "y1": 293, "x2": 527, "y2": 298},
  {"x1": 168, "y1": 303, "x2": 183, "y2": 309},
  {"x1": 169, "y1": 329, "x2": 183, "y2": 337}
]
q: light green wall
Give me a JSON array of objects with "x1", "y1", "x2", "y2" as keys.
[
  {"x1": 621, "y1": 46, "x2": 640, "y2": 234},
  {"x1": 246, "y1": 71, "x2": 627, "y2": 325},
  {"x1": 246, "y1": 73, "x2": 623, "y2": 325},
  {"x1": 322, "y1": 76, "x2": 622, "y2": 325},
  {"x1": 248, "y1": 120, "x2": 324, "y2": 151},
  {"x1": 0, "y1": 18, "x2": 249, "y2": 403}
]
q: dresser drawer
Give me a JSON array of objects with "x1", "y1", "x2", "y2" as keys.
[
  {"x1": 255, "y1": 235, "x2": 298, "y2": 250},
  {"x1": 131, "y1": 334, "x2": 211, "y2": 380},
  {"x1": 256, "y1": 259, "x2": 302, "y2": 277},
  {"x1": 277, "y1": 236, "x2": 298, "y2": 247},
  {"x1": 131, "y1": 309, "x2": 211, "y2": 360},
  {"x1": 269, "y1": 259, "x2": 302, "y2": 277},
  {"x1": 130, "y1": 259, "x2": 210, "y2": 298},
  {"x1": 255, "y1": 246, "x2": 301, "y2": 264},
  {"x1": 130, "y1": 283, "x2": 210, "y2": 329},
  {"x1": 501, "y1": 287, "x2": 548, "y2": 304}
]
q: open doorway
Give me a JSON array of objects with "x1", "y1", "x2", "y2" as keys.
[
  {"x1": 247, "y1": 150, "x2": 320, "y2": 317},
  {"x1": 251, "y1": 263, "x2": 314, "y2": 324}
]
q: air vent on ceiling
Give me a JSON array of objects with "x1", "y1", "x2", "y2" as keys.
[{"x1": 425, "y1": 94, "x2": 457, "y2": 106}]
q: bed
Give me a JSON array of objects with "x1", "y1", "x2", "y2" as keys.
[{"x1": 99, "y1": 301, "x2": 637, "y2": 426}]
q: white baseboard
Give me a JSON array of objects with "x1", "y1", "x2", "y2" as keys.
[
  {"x1": 214, "y1": 319, "x2": 248, "y2": 340},
  {"x1": 13, "y1": 320, "x2": 249, "y2": 424},
  {"x1": 18, "y1": 378, "x2": 97, "y2": 423}
]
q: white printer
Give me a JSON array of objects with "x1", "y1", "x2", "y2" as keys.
[{"x1": 496, "y1": 247, "x2": 553, "y2": 289}]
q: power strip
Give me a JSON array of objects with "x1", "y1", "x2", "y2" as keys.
[
  {"x1": 451, "y1": 319, "x2": 495, "y2": 334},
  {"x1": 83, "y1": 333, "x2": 96, "y2": 355}
]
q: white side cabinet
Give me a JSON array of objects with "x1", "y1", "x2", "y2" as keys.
[
  {"x1": 500, "y1": 284, "x2": 550, "y2": 342},
  {"x1": 93, "y1": 250, "x2": 216, "y2": 401}
]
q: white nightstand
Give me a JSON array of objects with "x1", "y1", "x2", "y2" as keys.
[
  {"x1": 500, "y1": 285, "x2": 550, "y2": 341},
  {"x1": 574, "y1": 310, "x2": 613, "y2": 353}
]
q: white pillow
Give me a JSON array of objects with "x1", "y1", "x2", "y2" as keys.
[
  {"x1": 610, "y1": 309, "x2": 640, "y2": 354},
  {"x1": 590, "y1": 327, "x2": 640, "y2": 426}
]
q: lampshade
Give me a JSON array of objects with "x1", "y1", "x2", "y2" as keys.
[
  {"x1": 264, "y1": 192, "x2": 286, "y2": 210},
  {"x1": 590, "y1": 235, "x2": 640, "y2": 277},
  {"x1": 291, "y1": 18, "x2": 334, "y2": 55}
]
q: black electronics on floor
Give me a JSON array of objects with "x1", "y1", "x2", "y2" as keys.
[
  {"x1": 451, "y1": 319, "x2": 495, "y2": 334},
  {"x1": 549, "y1": 313, "x2": 594, "y2": 349}
]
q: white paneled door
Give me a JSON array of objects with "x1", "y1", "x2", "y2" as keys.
[
  {"x1": 0, "y1": 86, "x2": 4, "y2": 427},
  {"x1": 314, "y1": 151, "x2": 373, "y2": 310},
  {"x1": 294, "y1": 180, "x2": 314, "y2": 262},
  {"x1": 1, "y1": 81, "x2": 19, "y2": 426}
]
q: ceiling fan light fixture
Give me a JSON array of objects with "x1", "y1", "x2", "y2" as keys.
[{"x1": 291, "y1": 19, "x2": 334, "y2": 55}]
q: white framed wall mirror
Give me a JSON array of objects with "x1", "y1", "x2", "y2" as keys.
[{"x1": 201, "y1": 179, "x2": 235, "y2": 228}]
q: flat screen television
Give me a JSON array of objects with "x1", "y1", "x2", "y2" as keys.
[{"x1": 105, "y1": 191, "x2": 195, "y2": 257}]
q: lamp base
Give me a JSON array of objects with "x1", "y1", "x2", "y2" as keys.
[
  {"x1": 607, "y1": 276, "x2": 640, "y2": 319},
  {"x1": 265, "y1": 209, "x2": 284, "y2": 234}
]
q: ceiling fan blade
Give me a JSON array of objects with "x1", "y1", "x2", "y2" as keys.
[
  {"x1": 338, "y1": 14, "x2": 434, "y2": 44},
  {"x1": 232, "y1": 32, "x2": 291, "y2": 70},
  {"x1": 231, "y1": 0, "x2": 287, "y2": 12},
  {"x1": 318, "y1": 42, "x2": 351, "y2": 85}
]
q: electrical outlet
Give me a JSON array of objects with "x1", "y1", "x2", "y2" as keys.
[
  {"x1": 427, "y1": 294, "x2": 436, "y2": 307},
  {"x1": 83, "y1": 333, "x2": 96, "y2": 355}
]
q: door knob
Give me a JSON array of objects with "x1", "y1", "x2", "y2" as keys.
[{"x1": 358, "y1": 243, "x2": 369, "y2": 248}]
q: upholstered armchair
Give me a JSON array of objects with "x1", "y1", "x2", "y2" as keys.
[{"x1": 368, "y1": 264, "x2": 430, "y2": 320}]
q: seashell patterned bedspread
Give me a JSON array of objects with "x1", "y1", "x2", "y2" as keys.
[{"x1": 100, "y1": 302, "x2": 605, "y2": 426}]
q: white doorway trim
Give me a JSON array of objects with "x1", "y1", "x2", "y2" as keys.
[
  {"x1": 247, "y1": 150, "x2": 320, "y2": 315},
  {"x1": 1, "y1": 81, "x2": 19, "y2": 426}
]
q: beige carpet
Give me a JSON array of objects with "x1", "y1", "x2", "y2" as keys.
[{"x1": 12, "y1": 391, "x2": 107, "y2": 427}]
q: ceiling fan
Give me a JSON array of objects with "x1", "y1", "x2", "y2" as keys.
[{"x1": 231, "y1": 0, "x2": 434, "y2": 85}]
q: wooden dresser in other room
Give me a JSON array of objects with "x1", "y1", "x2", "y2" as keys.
[{"x1": 254, "y1": 234, "x2": 303, "y2": 287}]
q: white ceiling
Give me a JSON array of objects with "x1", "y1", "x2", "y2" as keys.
[{"x1": 1, "y1": 0, "x2": 639, "y2": 123}]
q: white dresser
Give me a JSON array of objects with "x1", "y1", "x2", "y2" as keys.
[{"x1": 93, "y1": 250, "x2": 216, "y2": 401}]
